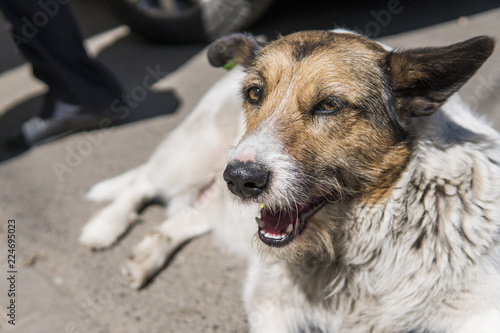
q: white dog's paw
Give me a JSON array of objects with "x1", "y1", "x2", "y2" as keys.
[
  {"x1": 121, "y1": 232, "x2": 175, "y2": 289},
  {"x1": 79, "y1": 211, "x2": 137, "y2": 249},
  {"x1": 85, "y1": 181, "x2": 115, "y2": 202}
]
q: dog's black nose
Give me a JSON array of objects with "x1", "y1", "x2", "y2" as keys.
[{"x1": 223, "y1": 161, "x2": 269, "y2": 199}]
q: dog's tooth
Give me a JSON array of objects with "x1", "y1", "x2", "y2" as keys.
[
  {"x1": 267, "y1": 232, "x2": 284, "y2": 240},
  {"x1": 286, "y1": 223, "x2": 293, "y2": 234},
  {"x1": 255, "y1": 217, "x2": 265, "y2": 228},
  {"x1": 265, "y1": 232, "x2": 275, "y2": 239}
]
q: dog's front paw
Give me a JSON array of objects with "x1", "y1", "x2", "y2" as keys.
[
  {"x1": 79, "y1": 210, "x2": 137, "y2": 250},
  {"x1": 121, "y1": 232, "x2": 175, "y2": 289},
  {"x1": 85, "y1": 181, "x2": 115, "y2": 202}
]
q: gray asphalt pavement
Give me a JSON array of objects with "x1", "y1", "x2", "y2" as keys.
[{"x1": 0, "y1": 1, "x2": 499, "y2": 332}]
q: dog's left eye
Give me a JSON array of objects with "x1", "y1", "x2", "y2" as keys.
[
  {"x1": 246, "y1": 87, "x2": 263, "y2": 104},
  {"x1": 313, "y1": 98, "x2": 343, "y2": 116}
]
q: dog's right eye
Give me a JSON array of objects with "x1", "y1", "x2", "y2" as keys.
[
  {"x1": 245, "y1": 87, "x2": 263, "y2": 104},
  {"x1": 312, "y1": 98, "x2": 344, "y2": 116}
]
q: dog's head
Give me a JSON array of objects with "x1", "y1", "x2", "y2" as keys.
[{"x1": 208, "y1": 30, "x2": 494, "y2": 257}]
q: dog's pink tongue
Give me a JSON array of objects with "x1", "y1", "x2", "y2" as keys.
[{"x1": 260, "y1": 209, "x2": 297, "y2": 234}]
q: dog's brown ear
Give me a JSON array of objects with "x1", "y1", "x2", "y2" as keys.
[
  {"x1": 387, "y1": 36, "x2": 495, "y2": 117},
  {"x1": 207, "y1": 33, "x2": 266, "y2": 68}
]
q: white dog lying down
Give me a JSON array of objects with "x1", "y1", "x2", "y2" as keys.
[{"x1": 80, "y1": 30, "x2": 500, "y2": 332}]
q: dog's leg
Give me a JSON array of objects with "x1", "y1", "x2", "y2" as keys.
[
  {"x1": 86, "y1": 165, "x2": 145, "y2": 202},
  {"x1": 244, "y1": 262, "x2": 302, "y2": 333},
  {"x1": 80, "y1": 69, "x2": 243, "y2": 250},
  {"x1": 122, "y1": 193, "x2": 212, "y2": 289},
  {"x1": 80, "y1": 181, "x2": 155, "y2": 249}
]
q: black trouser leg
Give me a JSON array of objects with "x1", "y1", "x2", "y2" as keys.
[{"x1": 0, "y1": 0, "x2": 123, "y2": 113}]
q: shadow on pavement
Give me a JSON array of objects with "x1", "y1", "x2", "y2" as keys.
[
  {"x1": 0, "y1": 32, "x2": 206, "y2": 162},
  {"x1": 0, "y1": 89, "x2": 180, "y2": 162}
]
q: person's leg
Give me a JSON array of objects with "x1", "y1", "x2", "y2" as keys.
[
  {"x1": 0, "y1": 0, "x2": 124, "y2": 146},
  {"x1": 0, "y1": 0, "x2": 123, "y2": 112}
]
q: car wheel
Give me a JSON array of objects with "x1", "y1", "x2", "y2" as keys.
[{"x1": 108, "y1": 0, "x2": 274, "y2": 43}]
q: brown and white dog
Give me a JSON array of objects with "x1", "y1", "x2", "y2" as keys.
[{"x1": 80, "y1": 30, "x2": 500, "y2": 332}]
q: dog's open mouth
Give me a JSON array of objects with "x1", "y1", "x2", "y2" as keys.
[{"x1": 255, "y1": 198, "x2": 326, "y2": 247}]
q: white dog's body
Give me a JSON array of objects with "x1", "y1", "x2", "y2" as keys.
[{"x1": 80, "y1": 31, "x2": 500, "y2": 332}]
